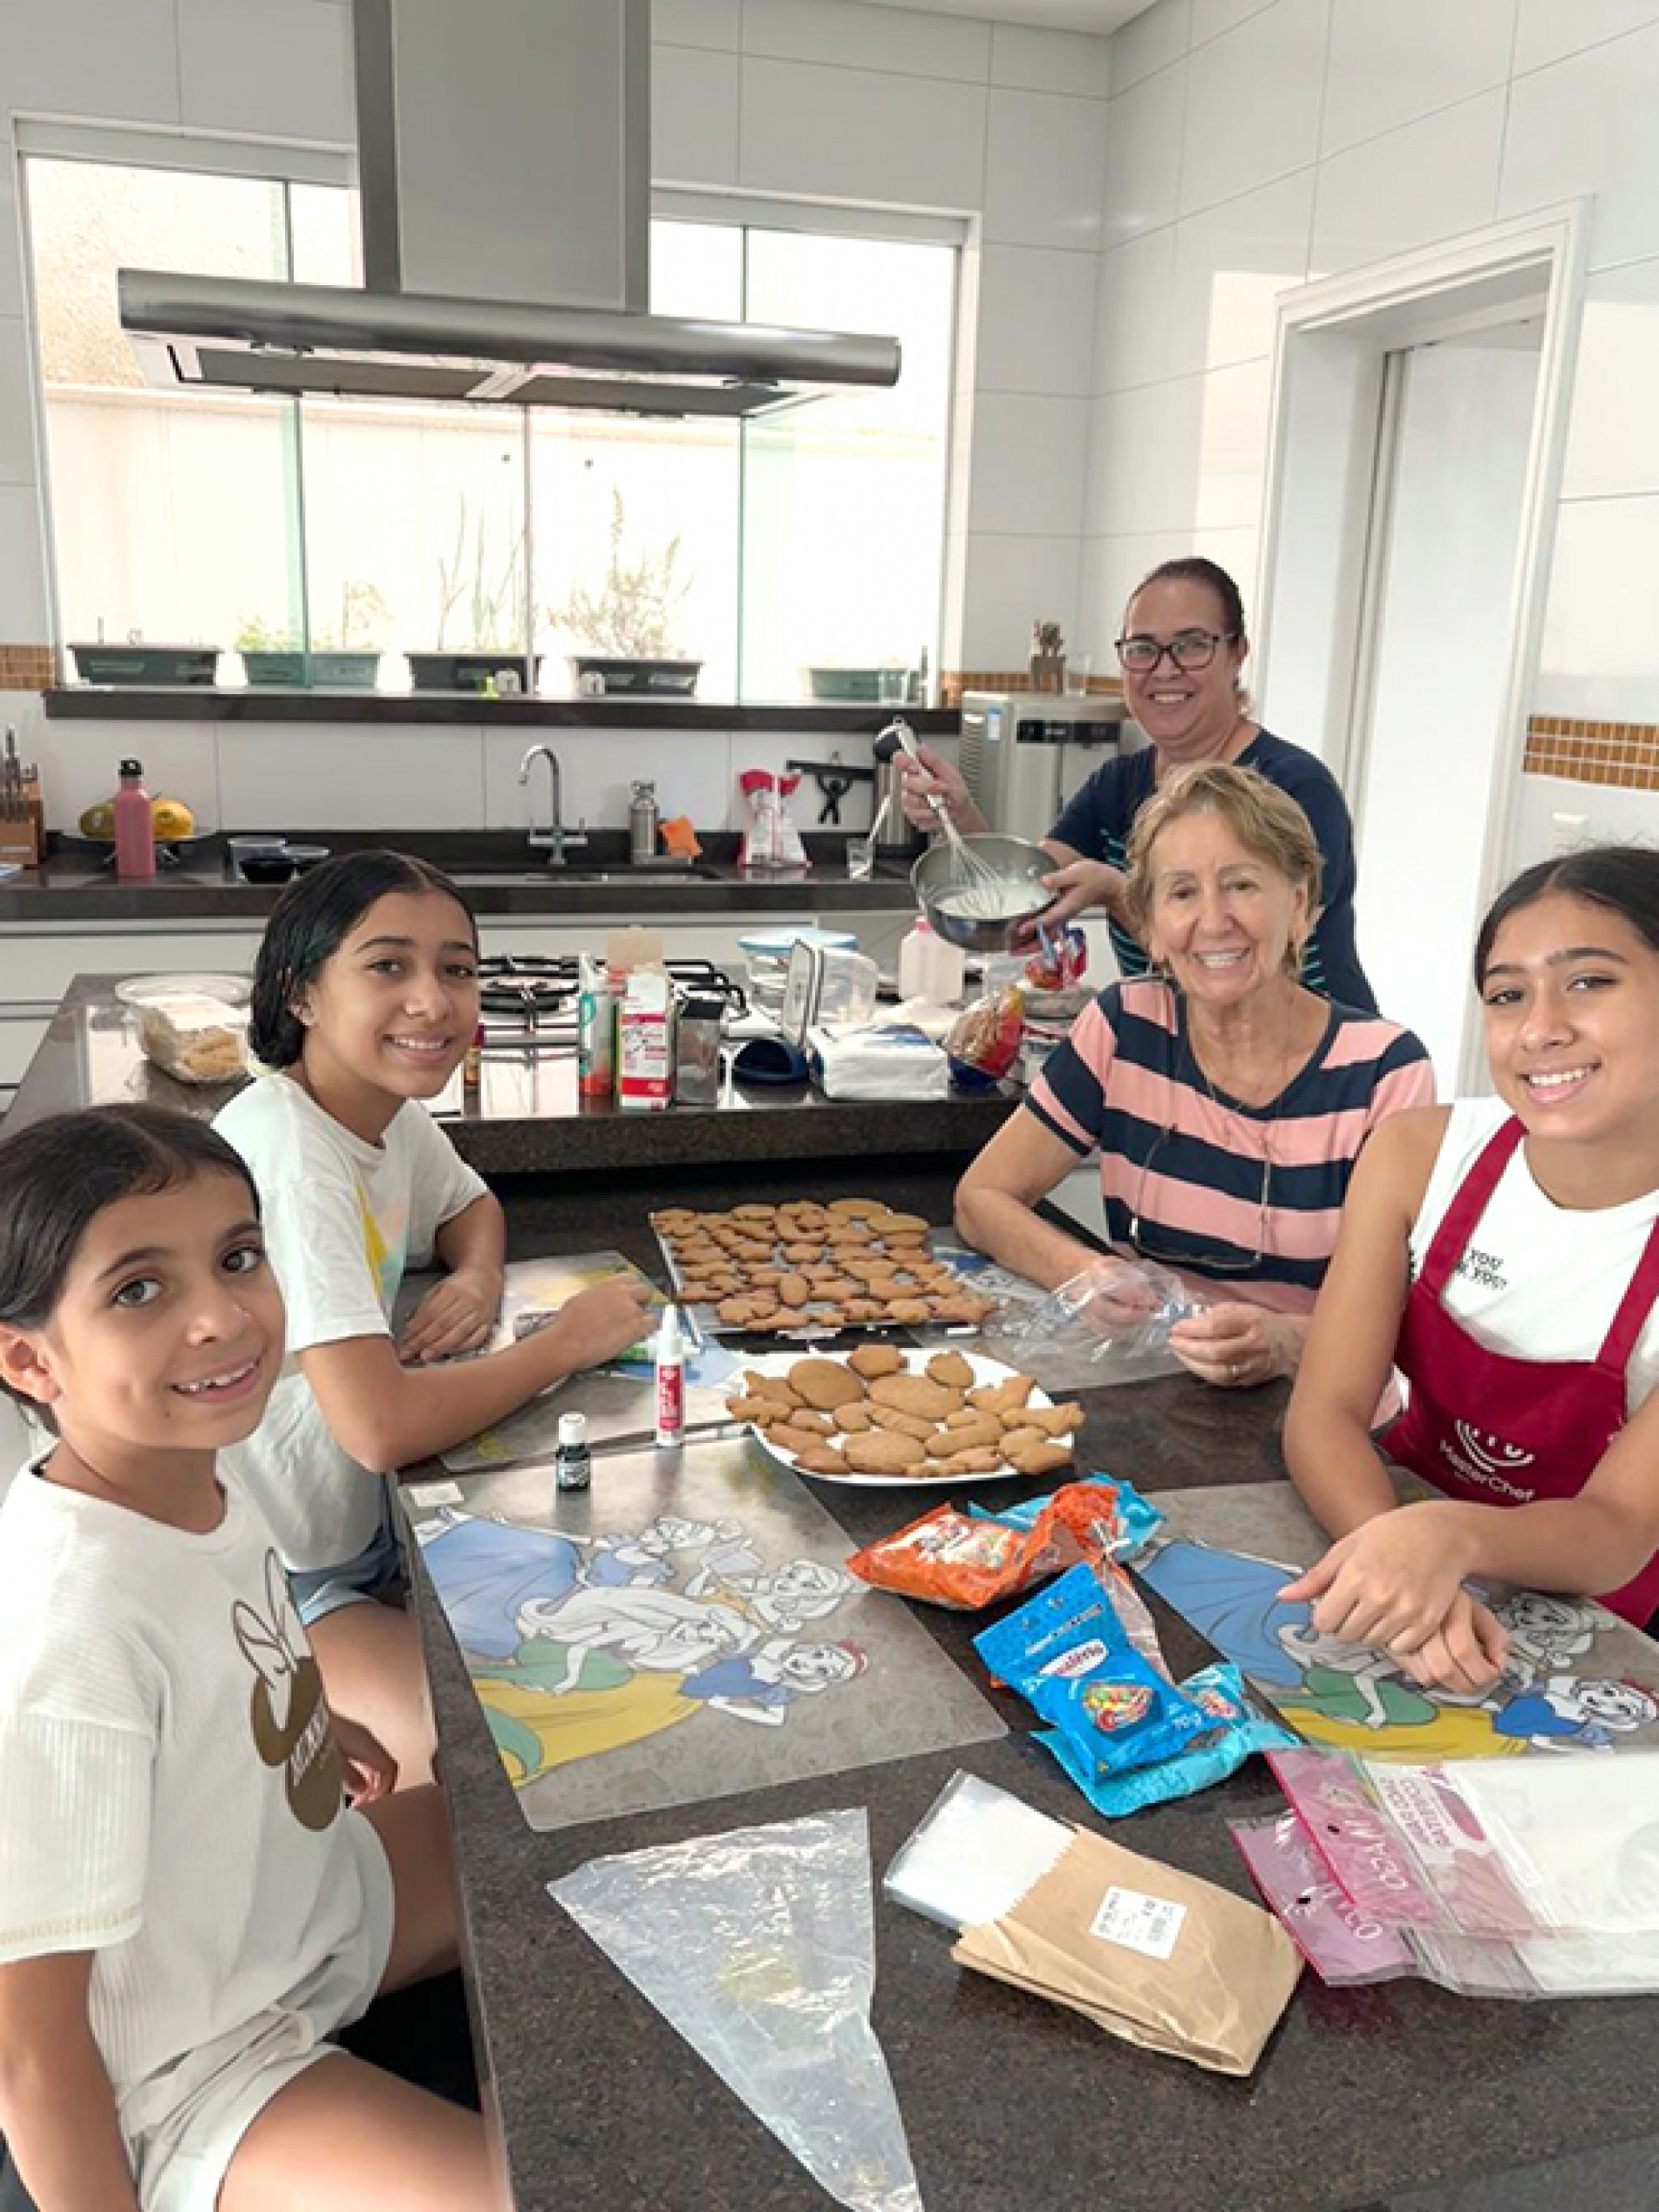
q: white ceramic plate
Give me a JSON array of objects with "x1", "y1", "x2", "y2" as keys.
[{"x1": 735, "y1": 1347, "x2": 1075, "y2": 1489}]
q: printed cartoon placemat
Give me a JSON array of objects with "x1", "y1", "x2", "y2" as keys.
[
  {"x1": 1139, "y1": 1481, "x2": 1659, "y2": 1763},
  {"x1": 405, "y1": 1435, "x2": 1005, "y2": 1831}
]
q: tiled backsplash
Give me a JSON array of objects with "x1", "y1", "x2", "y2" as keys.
[{"x1": 1525, "y1": 716, "x2": 1659, "y2": 793}]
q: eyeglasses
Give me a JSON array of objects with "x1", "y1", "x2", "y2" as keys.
[
  {"x1": 1115, "y1": 629, "x2": 1239, "y2": 674},
  {"x1": 1124, "y1": 1126, "x2": 1271, "y2": 1274}
]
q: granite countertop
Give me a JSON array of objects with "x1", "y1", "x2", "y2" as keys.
[
  {"x1": 0, "y1": 831, "x2": 931, "y2": 924},
  {"x1": 405, "y1": 1172, "x2": 1659, "y2": 2212},
  {"x1": 4, "y1": 977, "x2": 1018, "y2": 1175}
]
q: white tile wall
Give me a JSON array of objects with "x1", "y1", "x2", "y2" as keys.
[
  {"x1": 654, "y1": 0, "x2": 743, "y2": 51},
  {"x1": 652, "y1": 44, "x2": 742, "y2": 185},
  {"x1": 0, "y1": 488, "x2": 48, "y2": 641},
  {"x1": 989, "y1": 24, "x2": 1113, "y2": 99},
  {"x1": 966, "y1": 393, "x2": 1090, "y2": 535},
  {"x1": 1092, "y1": 224, "x2": 1177, "y2": 392},
  {"x1": 177, "y1": 0, "x2": 354, "y2": 142},
  {"x1": 1101, "y1": 60, "x2": 1186, "y2": 247},
  {"x1": 0, "y1": 319, "x2": 38, "y2": 488},
  {"x1": 1112, "y1": 0, "x2": 1191, "y2": 92},
  {"x1": 960, "y1": 531, "x2": 1081, "y2": 664},
  {"x1": 1178, "y1": 0, "x2": 1330, "y2": 216},
  {"x1": 1166, "y1": 166, "x2": 1313, "y2": 376},
  {"x1": 1310, "y1": 88, "x2": 1505, "y2": 278},
  {"x1": 1499, "y1": 19, "x2": 1659, "y2": 271},
  {"x1": 217, "y1": 725, "x2": 486, "y2": 831},
  {"x1": 482, "y1": 727, "x2": 734, "y2": 836},
  {"x1": 983, "y1": 88, "x2": 1110, "y2": 253},
  {"x1": 6, "y1": 0, "x2": 182, "y2": 123},
  {"x1": 1189, "y1": 0, "x2": 1279, "y2": 45},
  {"x1": 0, "y1": 132, "x2": 24, "y2": 322},
  {"x1": 1319, "y1": 0, "x2": 1515, "y2": 159},
  {"x1": 31, "y1": 716, "x2": 221, "y2": 831},
  {"x1": 975, "y1": 246, "x2": 1098, "y2": 397},
  {"x1": 743, "y1": 0, "x2": 990, "y2": 83},
  {"x1": 1559, "y1": 259, "x2": 1659, "y2": 501},
  {"x1": 1534, "y1": 496, "x2": 1659, "y2": 723},
  {"x1": 1511, "y1": 0, "x2": 1659, "y2": 75},
  {"x1": 738, "y1": 58, "x2": 987, "y2": 207}
]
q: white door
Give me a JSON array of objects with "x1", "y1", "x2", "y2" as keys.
[{"x1": 1345, "y1": 333, "x2": 1541, "y2": 1089}]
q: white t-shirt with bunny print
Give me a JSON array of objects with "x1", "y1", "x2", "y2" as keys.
[{"x1": 0, "y1": 1461, "x2": 392, "y2": 2208}]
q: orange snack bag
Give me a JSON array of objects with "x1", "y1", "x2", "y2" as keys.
[{"x1": 847, "y1": 1484, "x2": 1124, "y2": 1612}]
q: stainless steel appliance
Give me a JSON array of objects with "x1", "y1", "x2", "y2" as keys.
[
  {"x1": 958, "y1": 691, "x2": 1124, "y2": 844},
  {"x1": 870, "y1": 723, "x2": 926, "y2": 860},
  {"x1": 473, "y1": 952, "x2": 745, "y2": 1042}
]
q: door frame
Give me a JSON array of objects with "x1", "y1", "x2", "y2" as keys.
[{"x1": 1253, "y1": 203, "x2": 1590, "y2": 1087}]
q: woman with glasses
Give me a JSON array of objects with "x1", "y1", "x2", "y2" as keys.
[
  {"x1": 955, "y1": 765, "x2": 1432, "y2": 1388},
  {"x1": 902, "y1": 556, "x2": 1377, "y2": 1011}
]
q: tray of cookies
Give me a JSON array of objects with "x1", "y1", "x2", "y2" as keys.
[
  {"x1": 724, "y1": 1344, "x2": 1083, "y2": 1487},
  {"x1": 650, "y1": 1197, "x2": 999, "y2": 1340}
]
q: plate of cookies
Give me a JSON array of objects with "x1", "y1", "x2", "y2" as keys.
[
  {"x1": 650, "y1": 1197, "x2": 1000, "y2": 1340},
  {"x1": 724, "y1": 1344, "x2": 1083, "y2": 1487}
]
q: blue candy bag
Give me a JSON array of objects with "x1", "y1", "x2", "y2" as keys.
[
  {"x1": 974, "y1": 1562, "x2": 1214, "y2": 1783},
  {"x1": 972, "y1": 1474, "x2": 1165, "y2": 1562},
  {"x1": 1038, "y1": 1661, "x2": 1297, "y2": 1818}
]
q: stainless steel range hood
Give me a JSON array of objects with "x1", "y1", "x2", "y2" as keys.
[{"x1": 118, "y1": 0, "x2": 901, "y2": 420}]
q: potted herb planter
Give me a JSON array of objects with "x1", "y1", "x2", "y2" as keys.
[
  {"x1": 242, "y1": 650, "x2": 382, "y2": 689},
  {"x1": 408, "y1": 651, "x2": 542, "y2": 693},
  {"x1": 806, "y1": 664, "x2": 908, "y2": 704},
  {"x1": 71, "y1": 643, "x2": 221, "y2": 686},
  {"x1": 568, "y1": 655, "x2": 702, "y2": 698}
]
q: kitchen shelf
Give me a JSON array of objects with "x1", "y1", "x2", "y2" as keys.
[{"x1": 43, "y1": 690, "x2": 961, "y2": 737}]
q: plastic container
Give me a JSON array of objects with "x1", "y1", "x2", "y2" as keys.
[
  {"x1": 779, "y1": 940, "x2": 880, "y2": 1042},
  {"x1": 674, "y1": 996, "x2": 724, "y2": 1106},
  {"x1": 898, "y1": 917, "x2": 966, "y2": 1004},
  {"x1": 132, "y1": 991, "x2": 249, "y2": 1084},
  {"x1": 112, "y1": 759, "x2": 156, "y2": 881},
  {"x1": 617, "y1": 964, "x2": 673, "y2": 1112},
  {"x1": 737, "y1": 924, "x2": 860, "y2": 1021}
]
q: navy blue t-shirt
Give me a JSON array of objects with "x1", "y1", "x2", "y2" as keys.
[{"x1": 1048, "y1": 730, "x2": 1375, "y2": 1013}]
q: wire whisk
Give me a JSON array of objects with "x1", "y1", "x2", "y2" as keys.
[{"x1": 883, "y1": 717, "x2": 1010, "y2": 922}]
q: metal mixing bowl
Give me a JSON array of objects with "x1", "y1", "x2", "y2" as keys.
[{"x1": 911, "y1": 832, "x2": 1057, "y2": 950}]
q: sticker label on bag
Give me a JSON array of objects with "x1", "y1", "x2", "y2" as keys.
[{"x1": 1090, "y1": 1884, "x2": 1186, "y2": 1960}]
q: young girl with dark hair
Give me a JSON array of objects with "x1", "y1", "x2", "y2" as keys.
[
  {"x1": 216, "y1": 850, "x2": 649, "y2": 1781},
  {"x1": 1284, "y1": 845, "x2": 1659, "y2": 1688},
  {"x1": 0, "y1": 1106, "x2": 499, "y2": 2212}
]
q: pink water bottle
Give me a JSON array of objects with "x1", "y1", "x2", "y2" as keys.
[{"x1": 112, "y1": 759, "x2": 155, "y2": 881}]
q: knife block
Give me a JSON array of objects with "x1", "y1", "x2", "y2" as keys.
[{"x1": 0, "y1": 774, "x2": 45, "y2": 867}]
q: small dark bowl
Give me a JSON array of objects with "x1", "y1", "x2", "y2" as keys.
[
  {"x1": 283, "y1": 844, "x2": 331, "y2": 873},
  {"x1": 240, "y1": 853, "x2": 297, "y2": 885}
]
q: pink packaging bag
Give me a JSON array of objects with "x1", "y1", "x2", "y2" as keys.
[{"x1": 1230, "y1": 1813, "x2": 1416, "y2": 1985}]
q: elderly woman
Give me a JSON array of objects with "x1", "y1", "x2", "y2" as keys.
[
  {"x1": 905, "y1": 555, "x2": 1376, "y2": 1011},
  {"x1": 955, "y1": 764, "x2": 1433, "y2": 1388}
]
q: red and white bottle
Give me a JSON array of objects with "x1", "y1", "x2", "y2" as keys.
[
  {"x1": 654, "y1": 1305, "x2": 685, "y2": 1449},
  {"x1": 112, "y1": 758, "x2": 156, "y2": 881}
]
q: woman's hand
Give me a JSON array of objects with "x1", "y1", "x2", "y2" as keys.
[
  {"x1": 1034, "y1": 857, "x2": 1128, "y2": 930},
  {"x1": 1280, "y1": 1502, "x2": 1477, "y2": 1651},
  {"x1": 1169, "y1": 1302, "x2": 1300, "y2": 1389},
  {"x1": 898, "y1": 744, "x2": 985, "y2": 834},
  {"x1": 551, "y1": 1278, "x2": 655, "y2": 1371},
  {"x1": 1387, "y1": 1589, "x2": 1510, "y2": 1698},
  {"x1": 332, "y1": 1714, "x2": 398, "y2": 1805},
  {"x1": 398, "y1": 1265, "x2": 503, "y2": 1364}
]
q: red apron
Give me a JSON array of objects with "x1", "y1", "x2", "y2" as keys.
[{"x1": 1384, "y1": 1114, "x2": 1659, "y2": 1624}]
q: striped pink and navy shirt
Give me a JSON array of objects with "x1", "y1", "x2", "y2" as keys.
[{"x1": 1026, "y1": 978, "x2": 1435, "y2": 1313}]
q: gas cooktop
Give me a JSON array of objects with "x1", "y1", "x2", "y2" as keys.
[{"x1": 476, "y1": 952, "x2": 746, "y2": 1034}]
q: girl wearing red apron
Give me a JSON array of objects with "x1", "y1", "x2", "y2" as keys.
[{"x1": 1282, "y1": 845, "x2": 1659, "y2": 1692}]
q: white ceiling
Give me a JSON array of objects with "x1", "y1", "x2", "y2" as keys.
[{"x1": 856, "y1": 0, "x2": 1154, "y2": 33}]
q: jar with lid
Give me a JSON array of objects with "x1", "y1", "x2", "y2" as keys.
[{"x1": 674, "y1": 994, "x2": 724, "y2": 1106}]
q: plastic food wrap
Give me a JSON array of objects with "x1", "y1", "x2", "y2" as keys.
[
  {"x1": 846, "y1": 1480, "x2": 1137, "y2": 1613},
  {"x1": 134, "y1": 993, "x2": 248, "y2": 1084},
  {"x1": 945, "y1": 985, "x2": 1025, "y2": 1088},
  {"x1": 883, "y1": 1770, "x2": 1074, "y2": 1933},
  {"x1": 982, "y1": 1259, "x2": 1206, "y2": 1382},
  {"x1": 738, "y1": 767, "x2": 808, "y2": 871},
  {"x1": 974, "y1": 1562, "x2": 1213, "y2": 1784},
  {"x1": 1023, "y1": 921, "x2": 1087, "y2": 995},
  {"x1": 551, "y1": 1810, "x2": 922, "y2": 2212},
  {"x1": 1039, "y1": 1662, "x2": 1297, "y2": 1820}
]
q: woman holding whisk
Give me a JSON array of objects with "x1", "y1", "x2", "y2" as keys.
[
  {"x1": 955, "y1": 766, "x2": 1432, "y2": 1389},
  {"x1": 901, "y1": 557, "x2": 1377, "y2": 1011}
]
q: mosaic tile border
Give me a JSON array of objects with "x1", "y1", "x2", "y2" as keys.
[{"x1": 1525, "y1": 716, "x2": 1659, "y2": 791}]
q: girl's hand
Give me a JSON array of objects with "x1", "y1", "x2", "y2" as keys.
[
  {"x1": 398, "y1": 1266, "x2": 503, "y2": 1364},
  {"x1": 1387, "y1": 1589, "x2": 1509, "y2": 1698},
  {"x1": 332, "y1": 1715, "x2": 398, "y2": 1805},
  {"x1": 552, "y1": 1279, "x2": 655, "y2": 1371},
  {"x1": 1169, "y1": 1303, "x2": 1298, "y2": 1390},
  {"x1": 1280, "y1": 1503, "x2": 1475, "y2": 1650}
]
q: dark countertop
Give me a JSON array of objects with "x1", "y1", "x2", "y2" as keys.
[
  {"x1": 5, "y1": 977, "x2": 1017, "y2": 1176},
  {"x1": 405, "y1": 1168, "x2": 1659, "y2": 2212},
  {"x1": 44, "y1": 689, "x2": 962, "y2": 736},
  {"x1": 0, "y1": 832, "x2": 931, "y2": 925}
]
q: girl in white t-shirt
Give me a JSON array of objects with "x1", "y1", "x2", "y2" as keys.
[
  {"x1": 1284, "y1": 845, "x2": 1659, "y2": 1690},
  {"x1": 216, "y1": 850, "x2": 650, "y2": 1785},
  {"x1": 0, "y1": 1105, "x2": 500, "y2": 2212}
]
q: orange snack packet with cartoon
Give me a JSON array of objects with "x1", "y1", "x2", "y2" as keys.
[{"x1": 847, "y1": 1484, "x2": 1123, "y2": 1611}]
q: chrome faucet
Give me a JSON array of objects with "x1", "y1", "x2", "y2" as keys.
[{"x1": 518, "y1": 744, "x2": 588, "y2": 868}]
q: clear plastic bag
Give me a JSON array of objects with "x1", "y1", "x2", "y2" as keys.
[
  {"x1": 550, "y1": 1809, "x2": 922, "y2": 2212},
  {"x1": 982, "y1": 1258, "x2": 1206, "y2": 1381}
]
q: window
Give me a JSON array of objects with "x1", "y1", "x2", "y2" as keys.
[{"x1": 26, "y1": 146, "x2": 956, "y2": 702}]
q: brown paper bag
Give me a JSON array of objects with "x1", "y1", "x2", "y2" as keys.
[{"x1": 952, "y1": 1828, "x2": 1301, "y2": 2076}]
